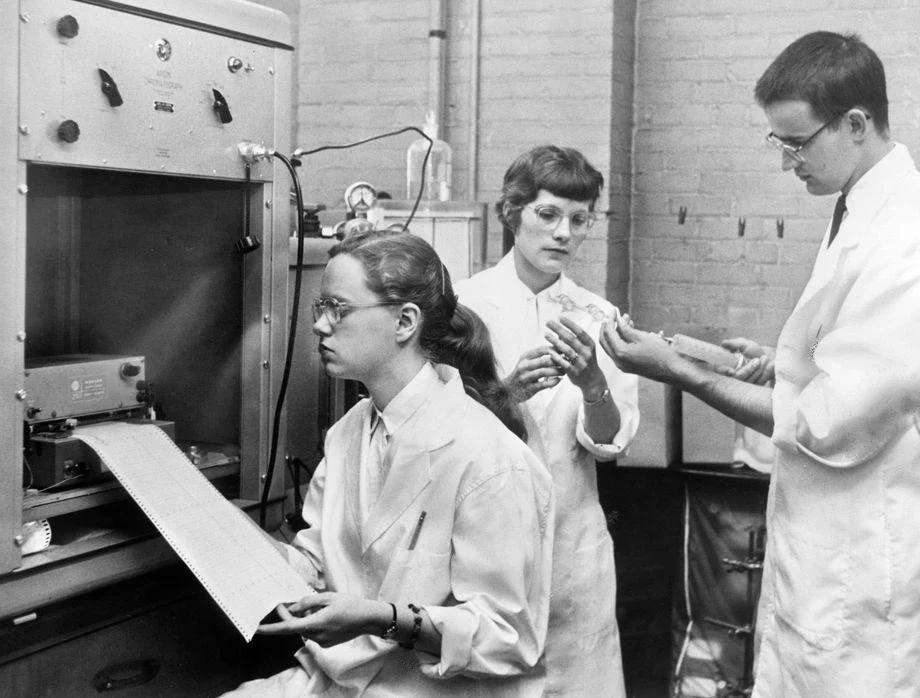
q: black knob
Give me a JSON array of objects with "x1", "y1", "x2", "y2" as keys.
[
  {"x1": 57, "y1": 15, "x2": 79, "y2": 39},
  {"x1": 120, "y1": 362, "x2": 141, "y2": 378},
  {"x1": 27, "y1": 407, "x2": 42, "y2": 419},
  {"x1": 98, "y1": 69, "x2": 123, "y2": 107},
  {"x1": 57, "y1": 119, "x2": 80, "y2": 143},
  {"x1": 135, "y1": 380, "x2": 148, "y2": 390},
  {"x1": 211, "y1": 89, "x2": 233, "y2": 124},
  {"x1": 235, "y1": 234, "x2": 261, "y2": 254}
]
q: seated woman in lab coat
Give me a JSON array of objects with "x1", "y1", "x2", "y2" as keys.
[{"x1": 224, "y1": 230, "x2": 554, "y2": 697}]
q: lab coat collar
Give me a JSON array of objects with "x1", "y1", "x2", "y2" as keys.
[
  {"x1": 372, "y1": 361, "x2": 441, "y2": 436},
  {"x1": 359, "y1": 363, "x2": 464, "y2": 552},
  {"x1": 832, "y1": 142, "x2": 913, "y2": 250},
  {"x1": 792, "y1": 143, "x2": 913, "y2": 311}
]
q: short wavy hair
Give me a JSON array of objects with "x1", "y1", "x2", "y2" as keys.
[{"x1": 496, "y1": 145, "x2": 604, "y2": 237}]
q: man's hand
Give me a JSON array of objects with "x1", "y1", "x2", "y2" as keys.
[{"x1": 721, "y1": 337, "x2": 775, "y2": 385}]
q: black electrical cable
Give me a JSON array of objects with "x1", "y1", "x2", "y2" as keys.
[
  {"x1": 259, "y1": 127, "x2": 434, "y2": 528},
  {"x1": 293, "y1": 126, "x2": 433, "y2": 231},
  {"x1": 259, "y1": 150, "x2": 304, "y2": 527},
  {"x1": 244, "y1": 164, "x2": 251, "y2": 231}
]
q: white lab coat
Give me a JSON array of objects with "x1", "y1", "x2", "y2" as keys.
[
  {"x1": 457, "y1": 255, "x2": 639, "y2": 697},
  {"x1": 754, "y1": 143, "x2": 920, "y2": 698},
  {"x1": 232, "y1": 364, "x2": 554, "y2": 697}
]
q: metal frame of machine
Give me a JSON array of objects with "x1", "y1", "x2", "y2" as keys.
[{"x1": 0, "y1": 0, "x2": 293, "y2": 619}]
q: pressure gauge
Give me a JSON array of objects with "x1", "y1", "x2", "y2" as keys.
[{"x1": 344, "y1": 181, "x2": 377, "y2": 214}]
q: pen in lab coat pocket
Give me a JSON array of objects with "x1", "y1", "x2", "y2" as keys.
[{"x1": 408, "y1": 511, "x2": 427, "y2": 550}]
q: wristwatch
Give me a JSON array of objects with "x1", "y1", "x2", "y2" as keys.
[{"x1": 584, "y1": 387, "x2": 610, "y2": 406}]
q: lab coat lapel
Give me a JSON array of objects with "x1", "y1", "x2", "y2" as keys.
[
  {"x1": 788, "y1": 219, "x2": 860, "y2": 317},
  {"x1": 778, "y1": 237, "x2": 859, "y2": 387},
  {"x1": 359, "y1": 371, "x2": 458, "y2": 552},
  {"x1": 341, "y1": 402, "x2": 372, "y2": 534}
]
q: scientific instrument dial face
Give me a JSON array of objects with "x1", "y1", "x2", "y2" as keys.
[{"x1": 344, "y1": 181, "x2": 377, "y2": 213}]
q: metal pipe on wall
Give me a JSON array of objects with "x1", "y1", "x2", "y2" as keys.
[
  {"x1": 428, "y1": 0, "x2": 447, "y2": 132},
  {"x1": 467, "y1": 0, "x2": 481, "y2": 201}
]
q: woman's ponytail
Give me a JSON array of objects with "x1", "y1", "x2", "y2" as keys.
[
  {"x1": 330, "y1": 229, "x2": 525, "y2": 439},
  {"x1": 435, "y1": 304, "x2": 527, "y2": 441}
]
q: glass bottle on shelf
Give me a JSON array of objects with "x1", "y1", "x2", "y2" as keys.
[{"x1": 406, "y1": 111, "x2": 452, "y2": 202}]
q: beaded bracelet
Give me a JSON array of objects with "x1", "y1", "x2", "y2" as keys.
[{"x1": 399, "y1": 603, "x2": 423, "y2": 649}]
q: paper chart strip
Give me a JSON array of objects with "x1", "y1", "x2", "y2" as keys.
[{"x1": 73, "y1": 422, "x2": 312, "y2": 640}]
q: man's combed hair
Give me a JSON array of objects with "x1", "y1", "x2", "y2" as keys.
[{"x1": 754, "y1": 30, "x2": 888, "y2": 133}]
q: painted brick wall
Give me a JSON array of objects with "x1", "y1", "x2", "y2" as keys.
[
  {"x1": 285, "y1": 2, "x2": 920, "y2": 335},
  {"x1": 631, "y1": 2, "x2": 920, "y2": 344},
  {"x1": 292, "y1": 1, "x2": 636, "y2": 299}
]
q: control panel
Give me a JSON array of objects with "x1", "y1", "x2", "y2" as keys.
[
  {"x1": 18, "y1": 0, "x2": 282, "y2": 180},
  {"x1": 23, "y1": 354, "x2": 147, "y2": 423}
]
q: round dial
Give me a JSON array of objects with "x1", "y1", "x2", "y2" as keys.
[{"x1": 344, "y1": 181, "x2": 377, "y2": 213}]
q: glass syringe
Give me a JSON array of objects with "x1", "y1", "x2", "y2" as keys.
[{"x1": 665, "y1": 333, "x2": 746, "y2": 370}]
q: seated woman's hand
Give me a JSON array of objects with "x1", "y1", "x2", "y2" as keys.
[{"x1": 257, "y1": 593, "x2": 388, "y2": 648}]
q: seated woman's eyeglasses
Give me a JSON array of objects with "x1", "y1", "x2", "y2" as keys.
[
  {"x1": 312, "y1": 297, "x2": 404, "y2": 324},
  {"x1": 524, "y1": 204, "x2": 597, "y2": 233}
]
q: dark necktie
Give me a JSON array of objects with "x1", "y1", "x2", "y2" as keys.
[{"x1": 827, "y1": 194, "x2": 847, "y2": 247}]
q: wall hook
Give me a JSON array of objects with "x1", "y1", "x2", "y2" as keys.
[
  {"x1": 776, "y1": 218, "x2": 785, "y2": 238},
  {"x1": 737, "y1": 216, "x2": 746, "y2": 237},
  {"x1": 678, "y1": 205, "x2": 687, "y2": 225}
]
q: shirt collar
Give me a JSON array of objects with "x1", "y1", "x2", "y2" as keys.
[
  {"x1": 496, "y1": 250, "x2": 568, "y2": 300},
  {"x1": 372, "y1": 361, "x2": 441, "y2": 436}
]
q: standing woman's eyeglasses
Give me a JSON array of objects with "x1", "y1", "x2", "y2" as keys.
[{"x1": 523, "y1": 204, "x2": 597, "y2": 234}]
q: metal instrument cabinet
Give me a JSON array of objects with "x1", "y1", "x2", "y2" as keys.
[{"x1": 0, "y1": 0, "x2": 293, "y2": 637}]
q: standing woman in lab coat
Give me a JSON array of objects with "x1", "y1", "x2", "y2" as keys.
[
  {"x1": 224, "y1": 230, "x2": 554, "y2": 697},
  {"x1": 456, "y1": 145, "x2": 639, "y2": 697}
]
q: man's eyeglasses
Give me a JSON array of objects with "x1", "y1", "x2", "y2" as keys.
[
  {"x1": 312, "y1": 297, "x2": 404, "y2": 325},
  {"x1": 765, "y1": 111, "x2": 869, "y2": 163},
  {"x1": 524, "y1": 203, "x2": 597, "y2": 234}
]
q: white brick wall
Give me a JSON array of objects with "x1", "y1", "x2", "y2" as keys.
[
  {"x1": 278, "y1": 1, "x2": 920, "y2": 339},
  {"x1": 291, "y1": 0, "x2": 633, "y2": 298},
  {"x1": 631, "y1": 1, "x2": 920, "y2": 344}
]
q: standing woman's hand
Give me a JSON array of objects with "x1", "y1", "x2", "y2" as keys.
[
  {"x1": 545, "y1": 316, "x2": 607, "y2": 399},
  {"x1": 504, "y1": 346, "x2": 565, "y2": 402}
]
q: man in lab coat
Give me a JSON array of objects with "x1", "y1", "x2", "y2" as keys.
[{"x1": 601, "y1": 31, "x2": 920, "y2": 698}]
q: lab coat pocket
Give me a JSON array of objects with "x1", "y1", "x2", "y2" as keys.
[
  {"x1": 382, "y1": 546, "x2": 451, "y2": 604},
  {"x1": 771, "y1": 520, "x2": 851, "y2": 651}
]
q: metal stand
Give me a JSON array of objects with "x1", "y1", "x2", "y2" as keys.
[{"x1": 702, "y1": 526, "x2": 765, "y2": 697}]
